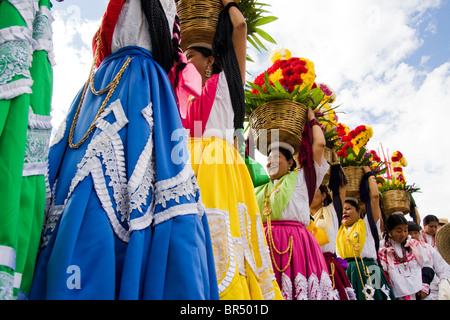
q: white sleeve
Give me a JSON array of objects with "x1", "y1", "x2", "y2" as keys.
[{"x1": 314, "y1": 156, "x2": 330, "y2": 188}]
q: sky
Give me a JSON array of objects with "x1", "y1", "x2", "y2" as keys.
[{"x1": 48, "y1": 0, "x2": 450, "y2": 224}]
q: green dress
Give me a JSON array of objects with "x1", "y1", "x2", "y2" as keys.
[{"x1": 0, "y1": 0, "x2": 53, "y2": 299}]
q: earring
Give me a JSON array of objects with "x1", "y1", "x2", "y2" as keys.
[{"x1": 205, "y1": 65, "x2": 212, "y2": 78}]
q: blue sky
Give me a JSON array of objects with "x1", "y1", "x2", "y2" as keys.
[
  {"x1": 404, "y1": 0, "x2": 450, "y2": 69},
  {"x1": 49, "y1": 0, "x2": 450, "y2": 223}
]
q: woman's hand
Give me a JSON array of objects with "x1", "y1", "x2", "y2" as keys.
[{"x1": 362, "y1": 166, "x2": 371, "y2": 174}]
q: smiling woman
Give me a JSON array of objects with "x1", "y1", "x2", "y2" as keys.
[{"x1": 254, "y1": 109, "x2": 338, "y2": 300}]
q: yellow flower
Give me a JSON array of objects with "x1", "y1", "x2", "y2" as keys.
[
  {"x1": 400, "y1": 158, "x2": 408, "y2": 167},
  {"x1": 269, "y1": 48, "x2": 291, "y2": 64},
  {"x1": 268, "y1": 68, "x2": 283, "y2": 83}
]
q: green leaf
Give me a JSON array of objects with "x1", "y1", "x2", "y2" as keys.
[
  {"x1": 254, "y1": 16, "x2": 278, "y2": 26},
  {"x1": 247, "y1": 35, "x2": 262, "y2": 53},
  {"x1": 254, "y1": 27, "x2": 277, "y2": 44},
  {"x1": 250, "y1": 33, "x2": 268, "y2": 51}
]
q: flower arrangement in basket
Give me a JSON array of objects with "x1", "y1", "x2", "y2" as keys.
[
  {"x1": 177, "y1": 0, "x2": 277, "y2": 54},
  {"x1": 335, "y1": 123, "x2": 383, "y2": 197},
  {"x1": 315, "y1": 83, "x2": 342, "y2": 160},
  {"x1": 245, "y1": 49, "x2": 326, "y2": 155},
  {"x1": 377, "y1": 149, "x2": 420, "y2": 215}
]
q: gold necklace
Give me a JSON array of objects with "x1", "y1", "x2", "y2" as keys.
[
  {"x1": 68, "y1": 31, "x2": 132, "y2": 149},
  {"x1": 343, "y1": 225, "x2": 373, "y2": 300},
  {"x1": 263, "y1": 179, "x2": 293, "y2": 273}
]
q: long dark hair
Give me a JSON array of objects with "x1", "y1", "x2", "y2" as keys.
[
  {"x1": 423, "y1": 214, "x2": 439, "y2": 226},
  {"x1": 384, "y1": 214, "x2": 410, "y2": 252},
  {"x1": 212, "y1": 3, "x2": 245, "y2": 132},
  {"x1": 319, "y1": 185, "x2": 332, "y2": 207},
  {"x1": 141, "y1": 0, "x2": 174, "y2": 74}
]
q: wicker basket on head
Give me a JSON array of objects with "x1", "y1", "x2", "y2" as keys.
[
  {"x1": 381, "y1": 189, "x2": 411, "y2": 216},
  {"x1": 249, "y1": 100, "x2": 308, "y2": 156},
  {"x1": 177, "y1": 0, "x2": 239, "y2": 51},
  {"x1": 342, "y1": 166, "x2": 364, "y2": 198}
]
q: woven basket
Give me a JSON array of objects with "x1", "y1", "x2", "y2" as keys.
[
  {"x1": 382, "y1": 189, "x2": 411, "y2": 215},
  {"x1": 249, "y1": 100, "x2": 308, "y2": 156},
  {"x1": 177, "y1": 0, "x2": 239, "y2": 51},
  {"x1": 343, "y1": 166, "x2": 364, "y2": 198}
]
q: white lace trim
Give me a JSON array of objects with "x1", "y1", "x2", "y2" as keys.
[
  {"x1": 0, "y1": 26, "x2": 33, "y2": 44},
  {"x1": 281, "y1": 270, "x2": 337, "y2": 300},
  {"x1": 0, "y1": 28, "x2": 33, "y2": 95},
  {"x1": 40, "y1": 204, "x2": 64, "y2": 249},
  {"x1": 67, "y1": 100, "x2": 130, "y2": 241},
  {"x1": 152, "y1": 202, "x2": 204, "y2": 226},
  {"x1": 0, "y1": 271, "x2": 14, "y2": 300},
  {"x1": 50, "y1": 117, "x2": 66, "y2": 147},
  {"x1": 0, "y1": 78, "x2": 33, "y2": 100},
  {"x1": 23, "y1": 107, "x2": 52, "y2": 177},
  {"x1": 206, "y1": 208, "x2": 236, "y2": 295},
  {"x1": 64, "y1": 99, "x2": 203, "y2": 239},
  {"x1": 346, "y1": 286, "x2": 357, "y2": 300},
  {"x1": 0, "y1": 246, "x2": 16, "y2": 270},
  {"x1": 236, "y1": 203, "x2": 278, "y2": 300},
  {"x1": 28, "y1": 106, "x2": 52, "y2": 129},
  {"x1": 237, "y1": 203, "x2": 271, "y2": 275},
  {"x1": 8, "y1": 0, "x2": 39, "y2": 29},
  {"x1": 154, "y1": 160, "x2": 195, "y2": 192},
  {"x1": 32, "y1": 5, "x2": 55, "y2": 66}
]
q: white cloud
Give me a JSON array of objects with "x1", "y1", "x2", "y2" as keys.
[{"x1": 50, "y1": 6, "x2": 102, "y2": 131}]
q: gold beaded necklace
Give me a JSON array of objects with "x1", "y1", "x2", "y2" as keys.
[
  {"x1": 263, "y1": 179, "x2": 294, "y2": 273},
  {"x1": 68, "y1": 32, "x2": 132, "y2": 149},
  {"x1": 342, "y1": 224, "x2": 373, "y2": 300}
]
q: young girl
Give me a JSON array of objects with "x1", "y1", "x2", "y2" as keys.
[
  {"x1": 379, "y1": 214, "x2": 435, "y2": 300},
  {"x1": 408, "y1": 221, "x2": 450, "y2": 300},
  {"x1": 421, "y1": 215, "x2": 440, "y2": 249},
  {"x1": 336, "y1": 167, "x2": 396, "y2": 300}
]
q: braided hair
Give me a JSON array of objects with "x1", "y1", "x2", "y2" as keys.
[
  {"x1": 212, "y1": 3, "x2": 245, "y2": 132},
  {"x1": 141, "y1": 0, "x2": 174, "y2": 74}
]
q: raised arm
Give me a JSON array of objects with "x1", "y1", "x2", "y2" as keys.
[
  {"x1": 222, "y1": 0, "x2": 247, "y2": 84},
  {"x1": 363, "y1": 166, "x2": 380, "y2": 223},
  {"x1": 309, "y1": 108, "x2": 326, "y2": 166}
]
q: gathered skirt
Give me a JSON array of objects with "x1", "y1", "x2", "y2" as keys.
[
  {"x1": 29, "y1": 46, "x2": 218, "y2": 300},
  {"x1": 345, "y1": 257, "x2": 396, "y2": 300},
  {"x1": 323, "y1": 252, "x2": 356, "y2": 300},
  {"x1": 264, "y1": 220, "x2": 336, "y2": 300},
  {"x1": 188, "y1": 136, "x2": 282, "y2": 300}
]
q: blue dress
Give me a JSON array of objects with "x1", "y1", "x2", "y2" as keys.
[{"x1": 29, "y1": 46, "x2": 219, "y2": 300}]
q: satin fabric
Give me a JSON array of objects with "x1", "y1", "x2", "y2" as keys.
[{"x1": 30, "y1": 47, "x2": 218, "y2": 300}]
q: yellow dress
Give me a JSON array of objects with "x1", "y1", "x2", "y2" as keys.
[{"x1": 188, "y1": 136, "x2": 282, "y2": 300}]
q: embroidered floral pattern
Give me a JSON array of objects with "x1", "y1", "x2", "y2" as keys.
[
  {"x1": 0, "y1": 40, "x2": 32, "y2": 85},
  {"x1": 0, "y1": 271, "x2": 14, "y2": 300},
  {"x1": 206, "y1": 208, "x2": 236, "y2": 295},
  {"x1": 23, "y1": 108, "x2": 52, "y2": 177}
]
